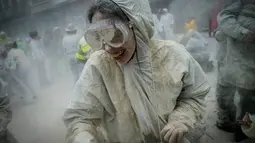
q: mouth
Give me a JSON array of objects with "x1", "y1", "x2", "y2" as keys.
[{"x1": 110, "y1": 49, "x2": 125, "y2": 60}]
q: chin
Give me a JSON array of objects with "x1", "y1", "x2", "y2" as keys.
[
  {"x1": 117, "y1": 56, "x2": 132, "y2": 65},
  {"x1": 117, "y1": 59, "x2": 129, "y2": 65}
]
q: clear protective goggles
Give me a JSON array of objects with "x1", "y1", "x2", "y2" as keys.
[{"x1": 84, "y1": 19, "x2": 130, "y2": 50}]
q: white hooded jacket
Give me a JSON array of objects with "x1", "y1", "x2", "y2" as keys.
[{"x1": 63, "y1": 0, "x2": 210, "y2": 143}]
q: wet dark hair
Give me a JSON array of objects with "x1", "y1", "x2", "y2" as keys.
[
  {"x1": 5, "y1": 40, "x2": 17, "y2": 49},
  {"x1": 87, "y1": 0, "x2": 129, "y2": 23},
  {"x1": 12, "y1": 41, "x2": 18, "y2": 49},
  {"x1": 29, "y1": 31, "x2": 38, "y2": 39}
]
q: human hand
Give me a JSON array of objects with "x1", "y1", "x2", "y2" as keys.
[
  {"x1": 243, "y1": 30, "x2": 255, "y2": 42},
  {"x1": 238, "y1": 112, "x2": 252, "y2": 127},
  {"x1": 74, "y1": 131, "x2": 98, "y2": 143},
  {"x1": 160, "y1": 121, "x2": 188, "y2": 143}
]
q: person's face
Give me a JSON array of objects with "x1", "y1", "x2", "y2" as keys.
[{"x1": 91, "y1": 12, "x2": 136, "y2": 64}]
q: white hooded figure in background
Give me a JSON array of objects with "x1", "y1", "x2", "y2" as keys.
[
  {"x1": 152, "y1": 13, "x2": 163, "y2": 39},
  {"x1": 7, "y1": 41, "x2": 38, "y2": 98},
  {"x1": 62, "y1": 24, "x2": 80, "y2": 59},
  {"x1": 160, "y1": 8, "x2": 175, "y2": 40},
  {"x1": 28, "y1": 32, "x2": 45, "y2": 62},
  {"x1": 62, "y1": 23, "x2": 80, "y2": 81},
  {"x1": 28, "y1": 30, "x2": 48, "y2": 90}
]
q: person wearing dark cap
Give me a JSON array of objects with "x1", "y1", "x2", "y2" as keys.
[{"x1": 28, "y1": 30, "x2": 49, "y2": 89}]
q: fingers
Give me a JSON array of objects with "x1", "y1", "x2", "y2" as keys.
[
  {"x1": 169, "y1": 128, "x2": 179, "y2": 143},
  {"x1": 163, "y1": 127, "x2": 174, "y2": 141},
  {"x1": 163, "y1": 128, "x2": 188, "y2": 143},
  {"x1": 177, "y1": 130, "x2": 185, "y2": 143},
  {"x1": 161, "y1": 123, "x2": 188, "y2": 143},
  {"x1": 178, "y1": 128, "x2": 188, "y2": 143},
  {"x1": 160, "y1": 125, "x2": 170, "y2": 137}
]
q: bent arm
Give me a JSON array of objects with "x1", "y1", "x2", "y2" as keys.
[
  {"x1": 217, "y1": 1, "x2": 253, "y2": 41},
  {"x1": 63, "y1": 64, "x2": 106, "y2": 143},
  {"x1": 168, "y1": 56, "x2": 210, "y2": 129}
]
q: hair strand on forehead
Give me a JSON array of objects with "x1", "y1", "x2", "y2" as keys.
[{"x1": 87, "y1": 0, "x2": 129, "y2": 23}]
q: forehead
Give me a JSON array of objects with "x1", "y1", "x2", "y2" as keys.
[
  {"x1": 92, "y1": 12, "x2": 107, "y2": 23},
  {"x1": 92, "y1": 12, "x2": 123, "y2": 23}
]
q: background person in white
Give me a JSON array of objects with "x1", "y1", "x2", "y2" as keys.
[
  {"x1": 62, "y1": 24, "x2": 80, "y2": 82},
  {"x1": 152, "y1": 13, "x2": 163, "y2": 39},
  {"x1": 160, "y1": 8, "x2": 175, "y2": 40}
]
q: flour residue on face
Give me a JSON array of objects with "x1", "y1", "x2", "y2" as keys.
[{"x1": 100, "y1": 28, "x2": 115, "y2": 43}]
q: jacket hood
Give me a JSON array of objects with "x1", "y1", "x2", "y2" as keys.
[{"x1": 110, "y1": 0, "x2": 154, "y2": 42}]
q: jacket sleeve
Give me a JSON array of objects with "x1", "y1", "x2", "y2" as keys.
[
  {"x1": 217, "y1": 1, "x2": 253, "y2": 42},
  {"x1": 63, "y1": 61, "x2": 106, "y2": 143},
  {"x1": 76, "y1": 44, "x2": 86, "y2": 63},
  {"x1": 168, "y1": 56, "x2": 210, "y2": 129}
]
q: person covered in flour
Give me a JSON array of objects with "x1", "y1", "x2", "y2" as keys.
[
  {"x1": 159, "y1": 8, "x2": 175, "y2": 40},
  {"x1": 179, "y1": 30, "x2": 213, "y2": 72},
  {"x1": 62, "y1": 24, "x2": 80, "y2": 82},
  {"x1": 63, "y1": 0, "x2": 210, "y2": 143},
  {"x1": 152, "y1": 13, "x2": 163, "y2": 39}
]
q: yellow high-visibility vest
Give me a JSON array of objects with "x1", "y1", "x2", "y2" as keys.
[{"x1": 76, "y1": 37, "x2": 91, "y2": 63}]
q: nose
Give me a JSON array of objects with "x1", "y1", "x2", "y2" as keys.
[
  {"x1": 104, "y1": 44, "x2": 113, "y2": 52},
  {"x1": 104, "y1": 44, "x2": 120, "y2": 53}
]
